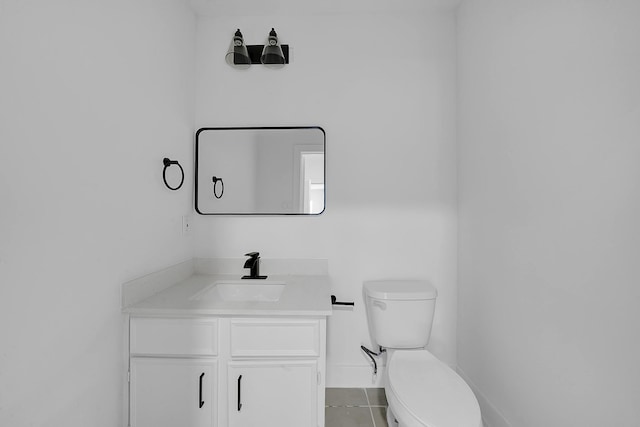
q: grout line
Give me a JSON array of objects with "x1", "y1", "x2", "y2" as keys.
[
  {"x1": 364, "y1": 388, "x2": 377, "y2": 427},
  {"x1": 325, "y1": 404, "x2": 372, "y2": 408}
]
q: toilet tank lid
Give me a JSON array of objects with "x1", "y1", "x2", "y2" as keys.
[{"x1": 364, "y1": 280, "x2": 437, "y2": 300}]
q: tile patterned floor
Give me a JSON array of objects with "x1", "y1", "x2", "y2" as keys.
[{"x1": 325, "y1": 388, "x2": 389, "y2": 427}]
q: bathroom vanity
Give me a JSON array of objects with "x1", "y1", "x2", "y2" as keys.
[{"x1": 122, "y1": 261, "x2": 332, "y2": 427}]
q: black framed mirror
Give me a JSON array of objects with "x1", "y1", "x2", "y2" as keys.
[{"x1": 195, "y1": 127, "x2": 325, "y2": 215}]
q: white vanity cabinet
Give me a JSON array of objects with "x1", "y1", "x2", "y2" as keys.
[
  {"x1": 128, "y1": 317, "x2": 219, "y2": 427},
  {"x1": 130, "y1": 358, "x2": 217, "y2": 427},
  {"x1": 227, "y1": 360, "x2": 318, "y2": 427},
  {"x1": 127, "y1": 316, "x2": 326, "y2": 427},
  {"x1": 226, "y1": 318, "x2": 323, "y2": 427}
]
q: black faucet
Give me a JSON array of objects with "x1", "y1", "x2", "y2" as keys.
[{"x1": 242, "y1": 252, "x2": 267, "y2": 279}]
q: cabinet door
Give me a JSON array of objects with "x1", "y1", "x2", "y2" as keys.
[
  {"x1": 227, "y1": 360, "x2": 318, "y2": 427},
  {"x1": 130, "y1": 358, "x2": 216, "y2": 427}
]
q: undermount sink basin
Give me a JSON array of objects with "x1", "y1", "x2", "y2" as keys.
[{"x1": 191, "y1": 280, "x2": 286, "y2": 302}]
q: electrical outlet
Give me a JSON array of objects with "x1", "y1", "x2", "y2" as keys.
[{"x1": 182, "y1": 215, "x2": 192, "y2": 236}]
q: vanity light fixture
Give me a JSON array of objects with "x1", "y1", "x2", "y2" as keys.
[
  {"x1": 225, "y1": 28, "x2": 289, "y2": 69},
  {"x1": 260, "y1": 28, "x2": 285, "y2": 68},
  {"x1": 225, "y1": 29, "x2": 251, "y2": 69}
]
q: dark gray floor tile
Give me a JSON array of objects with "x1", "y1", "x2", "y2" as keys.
[
  {"x1": 326, "y1": 388, "x2": 369, "y2": 407},
  {"x1": 365, "y1": 388, "x2": 388, "y2": 406},
  {"x1": 371, "y1": 406, "x2": 389, "y2": 427},
  {"x1": 325, "y1": 406, "x2": 375, "y2": 427}
]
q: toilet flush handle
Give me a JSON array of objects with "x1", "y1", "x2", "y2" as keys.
[{"x1": 372, "y1": 300, "x2": 387, "y2": 310}]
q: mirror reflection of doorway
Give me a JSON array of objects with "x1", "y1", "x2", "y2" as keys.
[{"x1": 301, "y1": 153, "x2": 324, "y2": 214}]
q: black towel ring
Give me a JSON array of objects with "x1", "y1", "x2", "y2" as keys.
[
  {"x1": 212, "y1": 176, "x2": 224, "y2": 199},
  {"x1": 162, "y1": 158, "x2": 184, "y2": 191}
]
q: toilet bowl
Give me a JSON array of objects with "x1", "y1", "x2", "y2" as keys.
[
  {"x1": 363, "y1": 280, "x2": 482, "y2": 427},
  {"x1": 385, "y1": 349, "x2": 481, "y2": 427}
]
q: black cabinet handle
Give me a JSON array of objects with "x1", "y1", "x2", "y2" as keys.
[
  {"x1": 237, "y1": 375, "x2": 243, "y2": 411},
  {"x1": 199, "y1": 373, "x2": 205, "y2": 408}
]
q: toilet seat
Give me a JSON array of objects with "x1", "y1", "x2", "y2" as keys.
[{"x1": 386, "y1": 350, "x2": 482, "y2": 427}]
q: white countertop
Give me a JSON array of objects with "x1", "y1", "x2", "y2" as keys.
[{"x1": 124, "y1": 273, "x2": 333, "y2": 317}]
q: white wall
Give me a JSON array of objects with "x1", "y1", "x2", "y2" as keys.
[
  {"x1": 457, "y1": 1, "x2": 640, "y2": 426},
  {"x1": 193, "y1": 7, "x2": 458, "y2": 384},
  {"x1": 0, "y1": 1, "x2": 195, "y2": 425}
]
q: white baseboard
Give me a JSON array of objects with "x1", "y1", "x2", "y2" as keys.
[{"x1": 457, "y1": 367, "x2": 511, "y2": 427}]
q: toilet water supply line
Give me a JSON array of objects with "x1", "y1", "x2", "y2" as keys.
[{"x1": 361, "y1": 345, "x2": 386, "y2": 380}]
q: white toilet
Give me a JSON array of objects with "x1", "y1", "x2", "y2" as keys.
[{"x1": 364, "y1": 280, "x2": 482, "y2": 427}]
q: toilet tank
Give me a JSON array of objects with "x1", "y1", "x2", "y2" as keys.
[{"x1": 364, "y1": 280, "x2": 437, "y2": 349}]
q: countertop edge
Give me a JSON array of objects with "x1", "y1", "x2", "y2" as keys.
[{"x1": 123, "y1": 307, "x2": 333, "y2": 317}]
